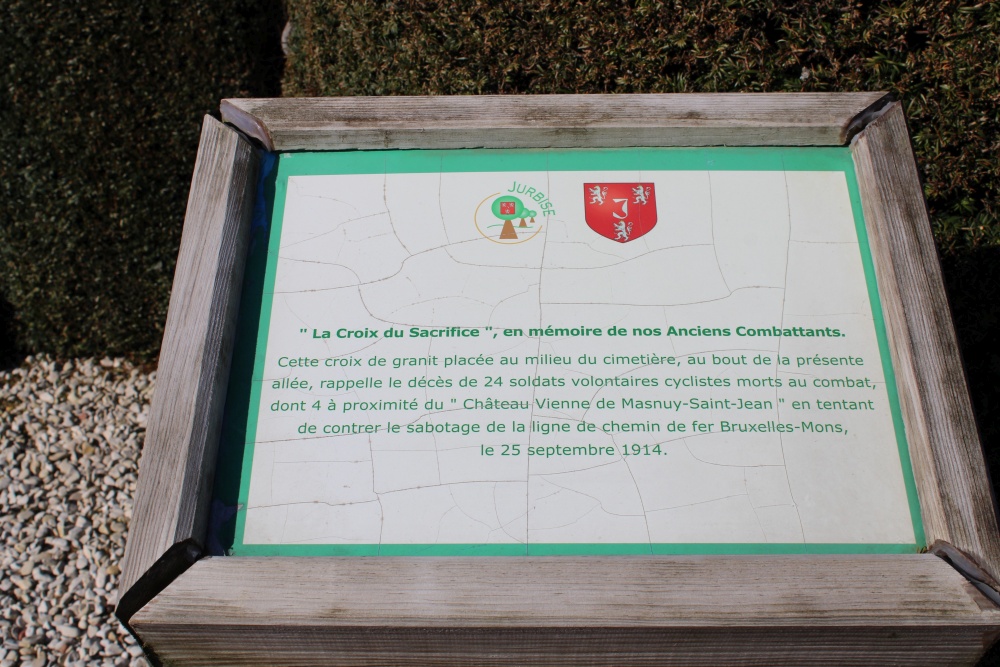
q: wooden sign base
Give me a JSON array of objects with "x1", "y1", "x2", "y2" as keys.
[{"x1": 117, "y1": 94, "x2": 1000, "y2": 666}]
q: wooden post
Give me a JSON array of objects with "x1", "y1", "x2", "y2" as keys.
[{"x1": 116, "y1": 116, "x2": 258, "y2": 623}]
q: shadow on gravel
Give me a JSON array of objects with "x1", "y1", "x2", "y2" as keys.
[
  {"x1": 0, "y1": 293, "x2": 25, "y2": 371},
  {"x1": 943, "y1": 245, "x2": 1000, "y2": 667},
  {"x1": 942, "y1": 247, "x2": 1000, "y2": 509}
]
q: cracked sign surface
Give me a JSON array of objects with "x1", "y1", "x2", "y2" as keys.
[{"x1": 227, "y1": 148, "x2": 924, "y2": 556}]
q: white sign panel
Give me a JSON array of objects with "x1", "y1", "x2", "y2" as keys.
[{"x1": 227, "y1": 148, "x2": 923, "y2": 556}]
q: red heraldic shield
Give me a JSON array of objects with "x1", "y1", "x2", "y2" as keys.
[{"x1": 583, "y1": 183, "x2": 657, "y2": 243}]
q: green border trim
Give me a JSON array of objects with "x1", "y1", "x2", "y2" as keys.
[
  {"x1": 233, "y1": 542, "x2": 918, "y2": 557},
  {"x1": 229, "y1": 155, "x2": 289, "y2": 550},
  {"x1": 209, "y1": 150, "x2": 277, "y2": 555},
  {"x1": 221, "y1": 146, "x2": 925, "y2": 557},
  {"x1": 842, "y1": 157, "x2": 927, "y2": 547},
  {"x1": 270, "y1": 146, "x2": 861, "y2": 180}
]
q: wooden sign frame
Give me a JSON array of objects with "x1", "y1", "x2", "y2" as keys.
[{"x1": 117, "y1": 94, "x2": 1000, "y2": 666}]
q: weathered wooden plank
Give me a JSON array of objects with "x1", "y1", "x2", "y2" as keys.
[
  {"x1": 852, "y1": 102, "x2": 1000, "y2": 582},
  {"x1": 131, "y1": 555, "x2": 1000, "y2": 666},
  {"x1": 133, "y1": 626, "x2": 997, "y2": 667},
  {"x1": 116, "y1": 116, "x2": 258, "y2": 622},
  {"x1": 221, "y1": 93, "x2": 891, "y2": 152}
]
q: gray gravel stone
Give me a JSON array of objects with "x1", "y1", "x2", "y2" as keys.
[{"x1": 1, "y1": 355, "x2": 154, "y2": 667}]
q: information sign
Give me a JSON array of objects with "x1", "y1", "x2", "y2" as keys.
[
  {"x1": 118, "y1": 96, "x2": 1000, "y2": 666},
  {"x1": 219, "y1": 147, "x2": 923, "y2": 556}
]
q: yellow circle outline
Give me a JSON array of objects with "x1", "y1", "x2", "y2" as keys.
[{"x1": 474, "y1": 193, "x2": 544, "y2": 245}]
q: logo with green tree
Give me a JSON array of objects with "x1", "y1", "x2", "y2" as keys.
[{"x1": 475, "y1": 192, "x2": 544, "y2": 244}]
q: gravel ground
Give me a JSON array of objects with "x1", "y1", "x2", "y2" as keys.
[
  {"x1": 2, "y1": 356, "x2": 998, "y2": 666},
  {"x1": 1, "y1": 356, "x2": 151, "y2": 667}
]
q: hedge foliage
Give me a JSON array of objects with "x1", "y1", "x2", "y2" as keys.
[
  {"x1": 0, "y1": 0, "x2": 282, "y2": 361},
  {"x1": 283, "y1": 0, "x2": 1000, "y2": 253},
  {"x1": 3, "y1": 0, "x2": 998, "y2": 368}
]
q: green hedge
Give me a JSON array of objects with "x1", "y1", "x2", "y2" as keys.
[
  {"x1": 3, "y1": 0, "x2": 998, "y2": 363},
  {"x1": 283, "y1": 0, "x2": 1000, "y2": 253},
  {"x1": 0, "y1": 0, "x2": 282, "y2": 361}
]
